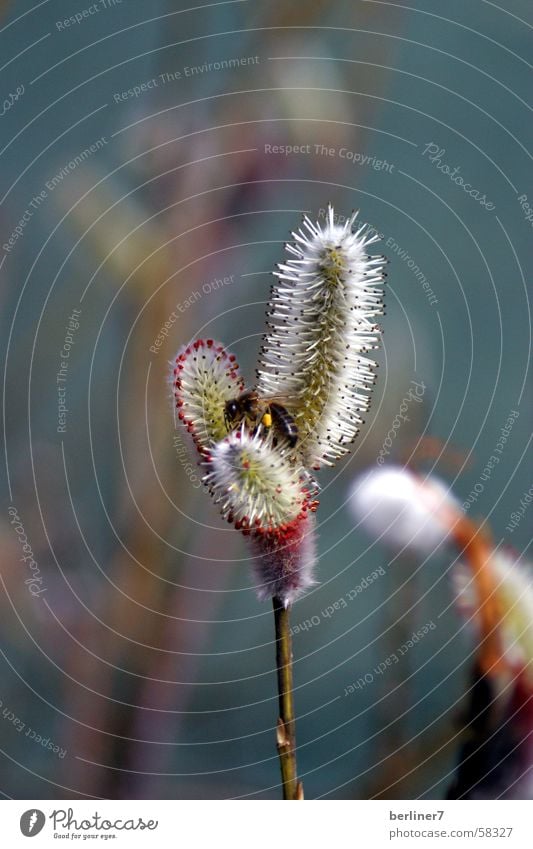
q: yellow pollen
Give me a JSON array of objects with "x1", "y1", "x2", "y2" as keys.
[{"x1": 262, "y1": 412, "x2": 273, "y2": 428}]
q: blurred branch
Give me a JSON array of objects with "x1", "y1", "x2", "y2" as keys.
[{"x1": 0, "y1": 1, "x2": 11, "y2": 24}]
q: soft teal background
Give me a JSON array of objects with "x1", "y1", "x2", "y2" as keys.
[{"x1": 1, "y1": 0, "x2": 531, "y2": 799}]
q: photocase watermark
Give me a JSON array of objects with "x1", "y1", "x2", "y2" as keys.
[
  {"x1": 462, "y1": 409, "x2": 519, "y2": 512},
  {"x1": 173, "y1": 433, "x2": 202, "y2": 489},
  {"x1": 0, "y1": 698, "x2": 66, "y2": 758},
  {"x1": 376, "y1": 380, "x2": 426, "y2": 465},
  {"x1": 290, "y1": 566, "x2": 385, "y2": 636},
  {"x1": 150, "y1": 274, "x2": 235, "y2": 354},
  {"x1": 19, "y1": 806, "x2": 160, "y2": 838},
  {"x1": 113, "y1": 56, "x2": 260, "y2": 102},
  {"x1": 343, "y1": 621, "x2": 436, "y2": 696},
  {"x1": 55, "y1": 0, "x2": 123, "y2": 30},
  {"x1": 20, "y1": 809, "x2": 46, "y2": 837},
  {"x1": 20, "y1": 806, "x2": 160, "y2": 838},
  {"x1": 3, "y1": 137, "x2": 108, "y2": 255},
  {"x1": 7, "y1": 506, "x2": 46, "y2": 597},
  {"x1": 385, "y1": 236, "x2": 438, "y2": 306},
  {"x1": 421, "y1": 143, "x2": 495, "y2": 211},
  {"x1": 517, "y1": 194, "x2": 533, "y2": 230},
  {"x1": 1, "y1": 84, "x2": 24, "y2": 117},
  {"x1": 264, "y1": 142, "x2": 395, "y2": 172},
  {"x1": 506, "y1": 484, "x2": 533, "y2": 534},
  {"x1": 57, "y1": 309, "x2": 82, "y2": 434},
  {"x1": 51, "y1": 808, "x2": 158, "y2": 835}
]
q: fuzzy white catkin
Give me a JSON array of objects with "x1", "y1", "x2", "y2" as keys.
[
  {"x1": 349, "y1": 466, "x2": 461, "y2": 553},
  {"x1": 256, "y1": 205, "x2": 384, "y2": 469},
  {"x1": 172, "y1": 339, "x2": 244, "y2": 454},
  {"x1": 204, "y1": 429, "x2": 318, "y2": 604},
  {"x1": 204, "y1": 428, "x2": 308, "y2": 529}
]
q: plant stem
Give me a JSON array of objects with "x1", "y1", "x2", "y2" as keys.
[{"x1": 272, "y1": 596, "x2": 303, "y2": 800}]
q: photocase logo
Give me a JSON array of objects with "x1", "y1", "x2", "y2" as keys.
[{"x1": 20, "y1": 809, "x2": 46, "y2": 837}]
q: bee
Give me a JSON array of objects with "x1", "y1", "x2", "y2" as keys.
[{"x1": 224, "y1": 390, "x2": 299, "y2": 448}]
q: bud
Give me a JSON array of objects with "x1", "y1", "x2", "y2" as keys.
[
  {"x1": 172, "y1": 339, "x2": 244, "y2": 455},
  {"x1": 203, "y1": 428, "x2": 312, "y2": 532},
  {"x1": 204, "y1": 429, "x2": 318, "y2": 605},
  {"x1": 256, "y1": 205, "x2": 385, "y2": 469},
  {"x1": 348, "y1": 466, "x2": 460, "y2": 553}
]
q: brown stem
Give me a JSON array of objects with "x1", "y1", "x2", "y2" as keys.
[
  {"x1": 451, "y1": 517, "x2": 504, "y2": 677},
  {"x1": 272, "y1": 596, "x2": 303, "y2": 800}
]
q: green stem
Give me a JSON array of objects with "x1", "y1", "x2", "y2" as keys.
[{"x1": 272, "y1": 596, "x2": 303, "y2": 800}]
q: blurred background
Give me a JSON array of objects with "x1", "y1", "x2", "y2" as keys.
[{"x1": 0, "y1": 0, "x2": 531, "y2": 799}]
